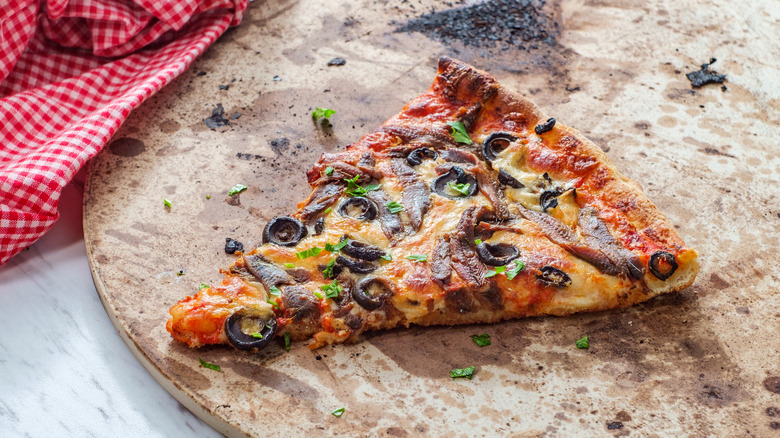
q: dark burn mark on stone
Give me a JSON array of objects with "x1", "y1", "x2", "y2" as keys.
[
  {"x1": 396, "y1": 0, "x2": 558, "y2": 50},
  {"x1": 765, "y1": 377, "x2": 780, "y2": 394},
  {"x1": 237, "y1": 152, "x2": 262, "y2": 160},
  {"x1": 767, "y1": 407, "x2": 780, "y2": 417},
  {"x1": 327, "y1": 57, "x2": 346, "y2": 66},
  {"x1": 606, "y1": 421, "x2": 623, "y2": 430},
  {"x1": 270, "y1": 137, "x2": 290, "y2": 154},
  {"x1": 204, "y1": 103, "x2": 229, "y2": 130},
  {"x1": 110, "y1": 137, "x2": 146, "y2": 157},
  {"x1": 196, "y1": 71, "x2": 207, "y2": 76},
  {"x1": 686, "y1": 58, "x2": 726, "y2": 88},
  {"x1": 219, "y1": 84, "x2": 229, "y2": 90},
  {"x1": 771, "y1": 422, "x2": 780, "y2": 430},
  {"x1": 701, "y1": 147, "x2": 735, "y2": 158}
]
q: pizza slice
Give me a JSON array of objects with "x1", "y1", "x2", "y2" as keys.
[{"x1": 167, "y1": 57, "x2": 699, "y2": 352}]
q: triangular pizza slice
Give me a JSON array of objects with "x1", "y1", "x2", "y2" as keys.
[{"x1": 167, "y1": 57, "x2": 699, "y2": 352}]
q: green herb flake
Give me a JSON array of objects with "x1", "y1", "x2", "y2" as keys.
[
  {"x1": 331, "y1": 407, "x2": 346, "y2": 418},
  {"x1": 296, "y1": 246, "x2": 323, "y2": 260},
  {"x1": 251, "y1": 332, "x2": 263, "y2": 339},
  {"x1": 313, "y1": 291, "x2": 324, "y2": 300},
  {"x1": 324, "y1": 238, "x2": 349, "y2": 253},
  {"x1": 576, "y1": 335, "x2": 589, "y2": 349},
  {"x1": 176, "y1": 270, "x2": 185, "y2": 276},
  {"x1": 386, "y1": 201, "x2": 404, "y2": 214},
  {"x1": 164, "y1": 199, "x2": 172, "y2": 208},
  {"x1": 324, "y1": 166, "x2": 334, "y2": 176},
  {"x1": 198, "y1": 357, "x2": 221, "y2": 372},
  {"x1": 450, "y1": 366, "x2": 476, "y2": 379},
  {"x1": 447, "y1": 121, "x2": 472, "y2": 145},
  {"x1": 199, "y1": 283, "x2": 209, "y2": 290},
  {"x1": 267, "y1": 297, "x2": 279, "y2": 308},
  {"x1": 228, "y1": 184, "x2": 248, "y2": 196},
  {"x1": 505, "y1": 260, "x2": 526, "y2": 280},
  {"x1": 470, "y1": 334, "x2": 492, "y2": 347},
  {"x1": 381, "y1": 253, "x2": 392, "y2": 261},
  {"x1": 324, "y1": 207, "x2": 332, "y2": 214},
  {"x1": 312, "y1": 107, "x2": 336, "y2": 121},
  {"x1": 284, "y1": 263, "x2": 295, "y2": 269},
  {"x1": 474, "y1": 239, "x2": 482, "y2": 245},
  {"x1": 284, "y1": 332, "x2": 291, "y2": 351},
  {"x1": 405, "y1": 254, "x2": 428, "y2": 262},
  {"x1": 344, "y1": 175, "x2": 380, "y2": 197},
  {"x1": 268, "y1": 286, "x2": 282, "y2": 296},
  {"x1": 321, "y1": 280, "x2": 342, "y2": 299},
  {"x1": 206, "y1": 194, "x2": 211, "y2": 199},
  {"x1": 322, "y1": 259, "x2": 336, "y2": 279},
  {"x1": 447, "y1": 181, "x2": 471, "y2": 196},
  {"x1": 484, "y1": 265, "x2": 506, "y2": 278}
]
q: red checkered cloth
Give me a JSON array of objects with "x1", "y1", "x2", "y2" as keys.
[{"x1": 0, "y1": 0, "x2": 248, "y2": 265}]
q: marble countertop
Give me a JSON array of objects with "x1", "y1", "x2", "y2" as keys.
[{"x1": 0, "y1": 170, "x2": 220, "y2": 437}]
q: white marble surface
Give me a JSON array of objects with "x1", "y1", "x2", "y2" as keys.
[{"x1": 0, "y1": 169, "x2": 220, "y2": 437}]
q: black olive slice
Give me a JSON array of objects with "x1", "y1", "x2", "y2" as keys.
[
  {"x1": 406, "y1": 147, "x2": 439, "y2": 167},
  {"x1": 352, "y1": 277, "x2": 393, "y2": 311},
  {"x1": 432, "y1": 166, "x2": 478, "y2": 199},
  {"x1": 342, "y1": 240, "x2": 386, "y2": 261},
  {"x1": 481, "y1": 132, "x2": 518, "y2": 161},
  {"x1": 648, "y1": 251, "x2": 678, "y2": 280},
  {"x1": 262, "y1": 216, "x2": 307, "y2": 247},
  {"x1": 313, "y1": 217, "x2": 325, "y2": 235},
  {"x1": 540, "y1": 189, "x2": 561, "y2": 212},
  {"x1": 536, "y1": 266, "x2": 571, "y2": 288},
  {"x1": 336, "y1": 255, "x2": 377, "y2": 274},
  {"x1": 476, "y1": 242, "x2": 520, "y2": 266},
  {"x1": 534, "y1": 118, "x2": 556, "y2": 135},
  {"x1": 498, "y1": 168, "x2": 524, "y2": 188},
  {"x1": 338, "y1": 197, "x2": 378, "y2": 221},
  {"x1": 225, "y1": 308, "x2": 277, "y2": 351}
]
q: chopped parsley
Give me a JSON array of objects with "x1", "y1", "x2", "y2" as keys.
[
  {"x1": 312, "y1": 107, "x2": 336, "y2": 121},
  {"x1": 296, "y1": 246, "x2": 323, "y2": 259},
  {"x1": 199, "y1": 283, "x2": 209, "y2": 290},
  {"x1": 474, "y1": 239, "x2": 482, "y2": 245},
  {"x1": 381, "y1": 253, "x2": 392, "y2": 261},
  {"x1": 324, "y1": 207, "x2": 332, "y2": 214},
  {"x1": 322, "y1": 259, "x2": 336, "y2": 279},
  {"x1": 163, "y1": 198, "x2": 172, "y2": 208},
  {"x1": 505, "y1": 260, "x2": 526, "y2": 280},
  {"x1": 284, "y1": 263, "x2": 295, "y2": 269},
  {"x1": 268, "y1": 286, "x2": 282, "y2": 296},
  {"x1": 267, "y1": 297, "x2": 279, "y2": 308},
  {"x1": 251, "y1": 332, "x2": 264, "y2": 339},
  {"x1": 385, "y1": 201, "x2": 404, "y2": 214},
  {"x1": 447, "y1": 121, "x2": 472, "y2": 145},
  {"x1": 447, "y1": 181, "x2": 471, "y2": 196},
  {"x1": 484, "y1": 265, "x2": 506, "y2": 278},
  {"x1": 405, "y1": 254, "x2": 427, "y2": 262},
  {"x1": 344, "y1": 175, "x2": 380, "y2": 197},
  {"x1": 284, "y1": 332, "x2": 291, "y2": 351},
  {"x1": 228, "y1": 184, "x2": 248, "y2": 196},
  {"x1": 450, "y1": 366, "x2": 476, "y2": 379},
  {"x1": 324, "y1": 166, "x2": 334, "y2": 176},
  {"x1": 470, "y1": 334, "x2": 492, "y2": 347},
  {"x1": 321, "y1": 280, "x2": 342, "y2": 299},
  {"x1": 331, "y1": 407, "x2": 345, "y2": 417},
  {"x1": 576, "y1": 335, "x2": 589, "y2": 349},
  {"x1": 324, "y1": 238, "x2": 349, "y2": 252},
  {"x1": 313, "y1": 291, "x2": 324, "y2": 299},
  {"x1": 198, "y1": 357, "x2": 220, "y2": 372}
]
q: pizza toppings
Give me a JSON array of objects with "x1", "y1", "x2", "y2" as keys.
[
  {"x1": 536, "y1": 266, "x2": 572, "y2": 288},
  {"x1": 447, "y1": 121, "x2": 472, "y2": 145},
  {"x1": 648, "y1": 251, "x2": 678, "y2": 280},
  {"x1": 539, "y1": 188, "x2": 562, "y2": 212},
  {"x1": 338, "y1": 196, "x2": 378, "y2": 221},
  {"x1": 481, "y1": 132, "x2": 518, "y2": 162},
  {"x1": 534, "y1": 117, "x2": 556, "y2": 135},
  {"x1": 341, "y1": 239, "x2": 386, "y2": 261},
  {"x1": 262, "y1": 216, "x2": 308, "y2": 247},
  {"x1": 353, "y1": 277, "x2": 393, "y2": 310},
  {"x1": 406, "y1": 147, "x2": 438, "y2": 166},
  {"x1": 390, "y1": 158, "x2": 431, "y2": 231},
  {"x1": 475, "y1": 242, "x2": 521, "y2": 266},
  {"x1": 497, "y1": 168, "x2": 524, "y2": 188},
  {"x1": 242, "y1": 254, "x2": 294, "y2": 290},
  {"x1": 336, "y1": 255, "x2": 377, "y2": 274},
  {"x1": 432, "y1": 166, "x2": 478, "y2": 198},
  {"x1": 225, "y1": 307, "x2": 277, "y2": 351}
]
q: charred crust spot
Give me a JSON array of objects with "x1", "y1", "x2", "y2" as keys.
[{"x1": 534, "y1": 118, "x2": 556, "y2": 135}]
